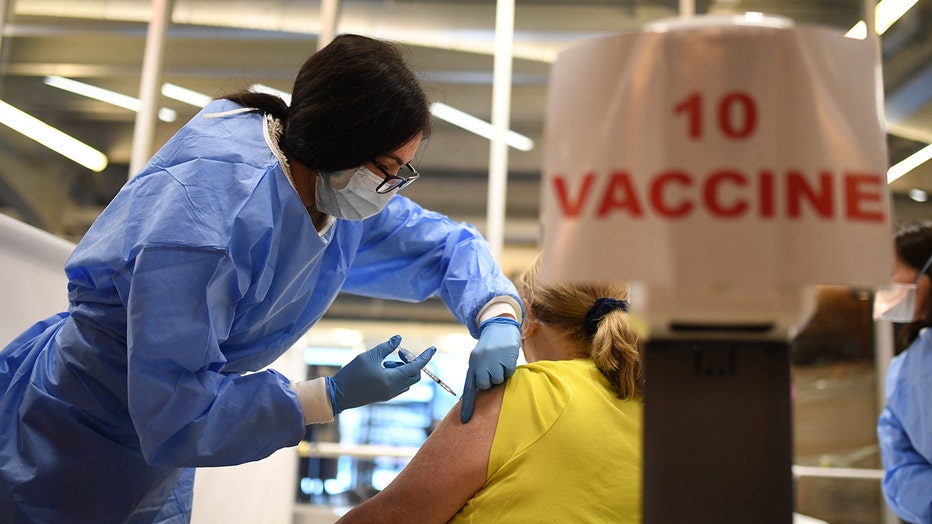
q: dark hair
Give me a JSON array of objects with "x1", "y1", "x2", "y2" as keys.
[
  {"x1": 894, "y1": 220, "x2": 932, "y2": 347},
  {"x1": 224, "y1": 34, "x2": 431, "y2": 170},
  {"x1": 515, "y1": 255, "x2": 643, "y2": 400}
]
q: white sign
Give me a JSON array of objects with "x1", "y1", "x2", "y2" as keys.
[{"x1": 541, "y1": 17, "x2": 891, "y2": 297}]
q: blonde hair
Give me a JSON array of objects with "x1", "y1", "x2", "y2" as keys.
[{"x1": 515, "y1": 255, "x2": 642, "y2": 400}]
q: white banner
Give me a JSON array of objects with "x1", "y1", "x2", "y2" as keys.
[
  {"x1": 541, "y1": 17, "x2": 891, "y2": 298},
  {"x1": 0, "y1": 213, "x2": 73, "y2": 344}
]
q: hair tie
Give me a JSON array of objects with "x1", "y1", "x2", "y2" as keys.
[{"x1": 584, "y1": 298, "x2": 629, "y2": 337}]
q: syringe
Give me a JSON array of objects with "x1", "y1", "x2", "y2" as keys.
[{"x1": 398, "y1": 348, "x2": 458, "y2": 396}]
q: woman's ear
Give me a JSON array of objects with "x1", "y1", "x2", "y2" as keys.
[{"x1": 522, "y1": 307, "x2": 538, "y2": 339}]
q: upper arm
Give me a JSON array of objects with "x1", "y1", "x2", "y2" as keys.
[
  {"x1": 124, "y1": 246, "x2": 237, "y2": 441},
  {"x1": 343, "y1": 197, "x2": 519, "y2": 335},
  {"x1": 879, "y1": 405, "x2": 932, "y2": 521},
  {"x1": 337, "y1": 384, "x2": 505, "y2": 524},
  {"x1": 124, "y1": 246, "x2": 304, "y2": 466},
  {"x1": 342, "y1": 197, "x2": 452, "y2": 300}
]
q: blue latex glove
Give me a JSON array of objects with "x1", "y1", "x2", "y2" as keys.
[
  {"x1": 461, "y1": 317, "x2": 521, "y2": 423},
  {"x1": 326, "y1": 335, "x2": 437, "y2": 414}
]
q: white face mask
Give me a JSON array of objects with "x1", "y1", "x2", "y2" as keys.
[
  {"x1": 874, "y1": 253, "x2": 932, "y2": 323},
  {"x1": 873, "y1": 283, "x2": 917, "y2": 323},
  {"x1": 315, "y1": 166, "x2": 394, "y2": 221}
]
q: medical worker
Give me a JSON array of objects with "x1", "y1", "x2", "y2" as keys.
[
  {"x1": 877, "y1": 220, "x2": 932, "y2": 524},
  {"x1": 0, "y1": 34, "x2": 522, "y2": 524}
]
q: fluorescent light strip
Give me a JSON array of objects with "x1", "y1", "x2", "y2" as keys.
[
  {"x1": 160, "y1": 80, "x2": 927, "y2": 186},
  {"x1": 888, "y1": 143, "x2": 932, "y2": 183},
  {"x1": 0, "y1": 99, "x2": 108, "y2": 172},
  {"x1": 44, "y1": 76, "x2": 177, "y2": 122},
  {"x1": 846, "y1": 0, "x2": 919, "y2": 38},
  {"x1": 430, "y1": 102, "x2": 534, "y2": 152},
  {"x1": 250, "y1": 84, "x2": 292, "y2": 105},
  {"x1": 845, "y1": 21, "x2": 868, "y2": 39},
  {"x1": 63, "y1": 78, "x2": 537, "y2": 155},
  {"x1": 161, "y1": 83, "x2": 213, "y2": 108},
  {"x1": 876, "y1": 0, "x2": 920, "y2": 33}
]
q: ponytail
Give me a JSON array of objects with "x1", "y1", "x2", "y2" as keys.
[
  {"x1": 516, "y1": 255, "x2": 643, "y2": 400},
  {"x1": 223, "y1": 91, "x2": 289, "y2": 121}
]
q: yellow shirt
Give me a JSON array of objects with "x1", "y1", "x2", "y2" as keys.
[{"x1": 449, "y1": 359, "x2": 643, "y2": 523}]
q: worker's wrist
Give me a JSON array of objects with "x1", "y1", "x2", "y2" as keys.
[
  {"x1": 477, "y1": 296, "x2": 523, "y2": 326},
  {"x1": 479, "y1": 316, "x2": 521, "y2": 333},
  {"x1": 290, "y1": 377, "x2": 335, "y2": 425}
]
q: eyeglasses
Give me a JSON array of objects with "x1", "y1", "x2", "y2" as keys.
[{"x1": 373, "y1": 162, "x2": 420, "y2": 194}]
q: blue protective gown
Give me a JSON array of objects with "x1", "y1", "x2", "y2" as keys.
[
  {"x1": 0, "y1": 99, "x2": 520, "y2": 524},
  {"x1": 878, "y1": 328, "x2": 932, "y2": 524}
]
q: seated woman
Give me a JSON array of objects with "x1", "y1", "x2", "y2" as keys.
[{"x1": 337, "y1": 254, "x2": 644, "y2": 523}]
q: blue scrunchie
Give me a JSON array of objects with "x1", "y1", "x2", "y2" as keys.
[{"x1": 584, "y1": 298, "x2": 629, "y2": 337}]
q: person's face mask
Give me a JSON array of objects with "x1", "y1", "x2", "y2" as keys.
[
  {"x1": 873, "y1": 253, "x2": 932, "y2": 323},
  {"x1": 315, "y1": 166, "x2": 394, "y2": 221},
  {"x1": 873, "y1": 283, "x2": 917, "y2": 323}
]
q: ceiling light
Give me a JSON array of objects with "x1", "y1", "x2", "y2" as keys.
[
  {"x1": 44, "y1": 75, "x2": 177, "y2": 122},
  {"x1": 0, "y1": 99, "x2": 108, "y2": 172},
  {"x1": 908, "y1": 189, "x2": 928, "y2": 202},
  {"x1": 430, "y1": 102, "x2": 534, "y2": 152},
  {"x1": 888, "y1": 143, "x2": 932, "y2": 183},
  {"x1": 161, "y1": 83, "x2": 213, "y2": 108},
  {"x1": 249, "y1": 84, "x2": 291, "y2": 105},
  {"x1": 845, "y1": 0, "x2": 919, "y2": 38},
  {"x1": 875, "y1": 0, "x2": 920, "y2": 34},
  {"x1": 845, "y1": 21, "x2": 868, "y2": 39}
]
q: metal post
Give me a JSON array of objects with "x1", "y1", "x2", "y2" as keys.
[
  {"x1": 0, "y1": 0, "x2": 11, "y2": 60},
  {"x1": 643, "y1": 337, "x2": 794, "y2": 523},
  {"x1": 129, "y1": 0, "x2": 173, "y2": 179},
  {"x1": 874, "y1": 319, "x2": 899, "y2": 524},
  {"x1": 679, "y1": 0, "x2": 695, "y2": 18},
  {"x1": 862, "y1": 0, "x2": 899, "y2": 520},
  {"x1": 486, "y1": 0, "x2": 515, "y2": 262},
  {"x1": 318, "y1": 0, "x2": 340, "y2": 50}
]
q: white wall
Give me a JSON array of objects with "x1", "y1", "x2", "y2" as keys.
[
  {"x1": 191, "y1": 344, "x2": 304, "y2": 524},
  {"x1": 0, "y1": 213, "x2": 73, "y2": 344}
]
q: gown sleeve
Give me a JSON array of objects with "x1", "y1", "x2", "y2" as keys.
[
  {"x1": 878, "y1": 349, "x2": 932, "y2": 524},
  {"x1": 878, "y1": 405, "x2": 932, "y2": 523},
  {"x1": 341, "y1": 196, "x2": 521, "y2": 338},
  {"x1": 123, "y1": 245, "x2": 306, "y2": 467}
]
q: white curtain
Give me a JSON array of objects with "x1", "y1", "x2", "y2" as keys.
[
  {"x1": 0, "y1": 213, "x2": 73, "y2": 343},
  {"x1": 191, "y1": 345, "x2": 305, "y2": 524}
]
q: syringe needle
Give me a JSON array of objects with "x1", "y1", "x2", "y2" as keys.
[{"x1": 398, "y1": 348, "x2": 458, "y2": 396}]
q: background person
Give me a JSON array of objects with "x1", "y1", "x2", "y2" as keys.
[
  {"x1": 336, "y1": 253, "x2": 643, "y2": 523},
  {"x1": 877, "y1": 219, "x2": 932, "y2": 524},
  {"x1": 0, "y1": 34, "x2": 521, "y2": 524}
]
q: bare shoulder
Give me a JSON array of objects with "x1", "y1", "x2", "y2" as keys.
[{"x1": 336, "y1": 384, "x2": 506, "y2": 524}]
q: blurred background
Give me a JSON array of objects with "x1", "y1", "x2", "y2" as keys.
[{"x1": 0, "y1": 1, "x2": 930, "y2": 523}]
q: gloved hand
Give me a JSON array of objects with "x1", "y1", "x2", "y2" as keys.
[
  {"x1": 326, "y1": 335, "x2": 437, "y2": 414},
  {"x1": 460, "y1": 316, "x2": 521, "y2": 423}
]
